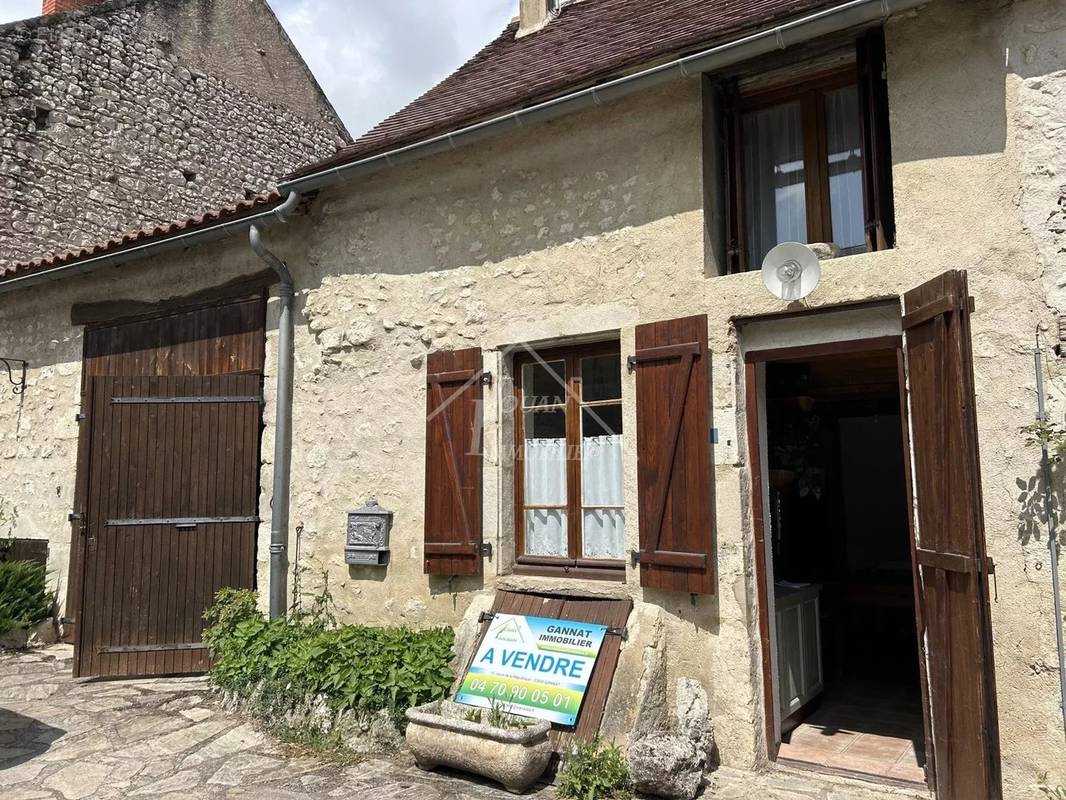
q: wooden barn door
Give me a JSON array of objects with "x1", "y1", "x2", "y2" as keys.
[
  {"x1": 71, "y1": 297, "x2": 265, "y2": 677},
  {"x1": 901, "y1": 271, "x2": 1002, "y2": 799}
]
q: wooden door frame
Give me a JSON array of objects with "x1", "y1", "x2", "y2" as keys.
[
  {"x1": 65, "y1": 292, "x2": 267, "y2": 673},
  {"x1": 742, "y1": 333, "x2": 933, "y2": 787}
]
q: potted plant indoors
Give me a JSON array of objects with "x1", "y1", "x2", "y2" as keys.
[{"x1": 405, "y1": 700, "x2": 553, "y2": 793}]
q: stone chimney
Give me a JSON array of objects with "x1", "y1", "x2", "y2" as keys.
[
  {"x1": 517, "y1": 0, "x2": 557, "y2": 38},
  {"x1": 42, "y1": 0, "x2": 101, "y2": 14}
]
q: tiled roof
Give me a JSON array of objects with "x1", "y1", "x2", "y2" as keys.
[
  {"x1": 0, "y1": 191, "x2": 282, "y2": 282},
  {"x1": 289, "y1": 0, "x2": 837, "y2": 178}
]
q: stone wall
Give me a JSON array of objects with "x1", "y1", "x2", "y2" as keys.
[
  {"x1": 0, "y1": 0, "x2": 1064, "y2": 797},
  {"x1": 0, "y1": 0, "x2": 346, "y2": 268}
]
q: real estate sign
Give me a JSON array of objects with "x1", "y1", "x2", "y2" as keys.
[{"x1": 455, "y1": 613, "x2": 608, "y2": 726}]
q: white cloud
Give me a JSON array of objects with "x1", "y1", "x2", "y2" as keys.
[
  {"x1": 270, "y1": 0, "x2": 516, "y2": 137},
  {"x1": 0, "y1": 0, "x2": 517, "y2": 138}
]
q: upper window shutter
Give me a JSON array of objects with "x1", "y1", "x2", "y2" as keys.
[
  {"x1": 857, "y1": 28, "x2": 896, "y2": 251},
  {"x1": 720, "y1": 78, "x2": 745, "y2": 274},
  {"x1": 633, "y1": 315, "x2": 715, "y2": 594},
  {"x1": 424, "y1": 347, "x2": 484, "y2": 576}
]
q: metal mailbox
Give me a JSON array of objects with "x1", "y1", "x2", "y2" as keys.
[{"x1": 345, "y1": 498, "x2": 392, "y2": 566}]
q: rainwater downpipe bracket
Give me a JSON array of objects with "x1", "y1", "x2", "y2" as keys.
[{"x1": 249, "y1": 190, "x2": 301, "y2": 620}]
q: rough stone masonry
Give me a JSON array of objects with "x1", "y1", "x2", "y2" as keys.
[{"x1": 0, "y1": 0, "x2": 348, "y2": 269}]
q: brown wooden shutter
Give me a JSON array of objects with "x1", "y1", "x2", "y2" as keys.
[
  {"x1": 423, "y1": 347, "x2": 484, "y2": 576},
  {"x1": 633, "y1": 315, "x2": 715, "y2": 594},
  {"x1": 857, "y1": 28, "x2": 896, "y2": 251},
  {"x1": 720, "y1": 78, "x2": 745, "y2": 274},
  {"x1": 902, "y1": 271, "x2": 1001, "y2": 800}
]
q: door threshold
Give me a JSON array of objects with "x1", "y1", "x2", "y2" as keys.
[{"x1": 776, "y1": 757, "x2": 931, "y2": 795}]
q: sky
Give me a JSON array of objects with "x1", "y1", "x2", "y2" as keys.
[{"x1": 0, "y1": 0, "x2": 516, "y2": 137}]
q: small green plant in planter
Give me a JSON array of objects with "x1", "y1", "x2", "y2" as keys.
[
  {"x1": 0, "y1": 560, "x2": 54, "y2": 635},
  {"x1": 557, "y1": 737, "x2": 631, "y2": 800}
]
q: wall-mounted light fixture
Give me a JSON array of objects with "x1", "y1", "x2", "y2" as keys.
[{"x1": 0, "y1": 358, "x2": 27, "y2": 396}]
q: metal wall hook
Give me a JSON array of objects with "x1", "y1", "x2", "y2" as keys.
[{"x1": 0, "y1": 358, "x2": 27, "y2": 395}]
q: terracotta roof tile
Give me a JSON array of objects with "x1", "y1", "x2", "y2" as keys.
[
  {"x1": 1, "y1": 191, "x2": 282, "y2": 282},
  {"x1": 289, "y1": 0, "x2": 838, "y2": 178}
]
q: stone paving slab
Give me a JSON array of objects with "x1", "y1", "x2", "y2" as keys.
[{"x1": 0, "y1": 644, "x2": 927, "y2": 799}]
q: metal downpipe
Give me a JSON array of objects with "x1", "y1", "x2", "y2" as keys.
[{"x1": 249, "y1": 191, "x2": 300, "y2": 619}]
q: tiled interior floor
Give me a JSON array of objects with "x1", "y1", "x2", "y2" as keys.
[{"x1": 777, "y1": 680, "x2": 927, "y2": 785}]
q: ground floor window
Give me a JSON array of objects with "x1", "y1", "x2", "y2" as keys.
[{"x1": 514, "y1": 342, "x2": 625, "y2": 575}]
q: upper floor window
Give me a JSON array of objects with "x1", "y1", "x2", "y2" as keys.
[{"x1": 721, "y1": 30, "x2": 894, "y2": 273}]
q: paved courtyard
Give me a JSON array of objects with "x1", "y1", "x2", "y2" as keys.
[{"x1": 0, "y1": 644, "x2": 927, "y2": 800}]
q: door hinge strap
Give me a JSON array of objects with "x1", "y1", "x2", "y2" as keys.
[
  {"x1": 112, "y1": 395, "x2": 262, "y2": 405},
  {"x1": 902, "y1": 294, "x2": 956, "y2": 330},
  {"x1": 916, "y1": 547, "x2": 994, "y2": 575},
  {"x1": 98, "y1": 642, "x2": 206, "y2": 654},
  {"x1": 105, "y1": 516, "x2": 259, "y2": 528},
  {"x1": 627, "y1": 342, "x2": 701, "y2": 372},
  {"x1": 631, "y1": 549, "x2": 707, "y2": 569}
]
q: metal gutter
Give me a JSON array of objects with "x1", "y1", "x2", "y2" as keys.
[
  {"x1": 248, "y1": 190, "x2": 301, "y2": 620},
  {"x1": 0, "y1": 202, "x2": 288, "y2": 295},
  {"x1": 279, "y1": 0, "x2": 928, "y2": 196}
]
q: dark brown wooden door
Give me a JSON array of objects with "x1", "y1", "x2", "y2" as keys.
[
  {"x1": 902, "y1": 270, "x2": 1002, "y2": 800},
  {"x1": 76, "y1": 374, "x2": 261, "y2": 677},
  {"x1": 71, "y1": 296, "x2": 266, "y2": 678}
]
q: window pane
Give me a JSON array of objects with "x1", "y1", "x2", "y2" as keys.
[
  {"x1": 524, "y1": 410, "x2": 566, "y2": 505},
  {"x1": 581, "y1": 405, "x2": 622, "y2": 438},
  {"x1": 581, "y1": 405, "x2": 624, "y2": 560},
  {"x1": 581, "y1": 419, "x2": 623, "y2": 506},
  {"x1": 583, "y1": 510, "x2": 624, "y2": 560},
  {"x1": 526, "y1": 510, "x2": 568, "y2": 557},
  {"x1": 825, "y1": 85, "x2": 866, "y2": 255},
  {"x1": 581, "y1": 355, "x2": 621, "y2": 402},
  {"x1": 522, "y1": 360, "x2": 566, "y2": 407},
  {"x1": 743, "y1": 100, "x2": 807, "y2": 268}
]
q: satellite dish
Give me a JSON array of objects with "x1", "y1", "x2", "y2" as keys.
[{"x1": 761, "y1": 242, "x2": 821, "y2": 301}]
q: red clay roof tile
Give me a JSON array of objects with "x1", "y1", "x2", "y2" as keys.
[
  {"x1": 289, "y1": 0, "x2": 839, "y2": 178},
  {"x1": 1, "y1": 191, "x2": 282, "y2": 281}
]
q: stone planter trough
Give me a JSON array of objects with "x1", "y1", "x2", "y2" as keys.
[{"x1": 405, "y1": 700, "x2": 553, "y2": 794}]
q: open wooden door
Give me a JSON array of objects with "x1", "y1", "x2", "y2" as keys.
[{"x1": 901, "y1": 270, "x2": 1002, "y2": 800}]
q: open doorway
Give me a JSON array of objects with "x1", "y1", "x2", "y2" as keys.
[{"x1": 752, "y1": 341, "x2": 928, "y2": 786}]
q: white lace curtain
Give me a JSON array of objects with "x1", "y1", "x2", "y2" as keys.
[{"x1": 524, "y1": 435, "x2": 624, "y2": 559}]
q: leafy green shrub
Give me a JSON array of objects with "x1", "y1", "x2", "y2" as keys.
[
  {"x1": 557, "y1": 737, "x2": 631, "y2": 800},
  {"x1": 203, "y1": 588, "x2": 454, "y2": 726},
  {"x1": 0, "y1": 560, "x2": 54, "y2": 635}
]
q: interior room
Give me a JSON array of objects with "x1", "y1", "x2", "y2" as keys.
[{"x1": 761, "y1": 346, "x2": 927, "y2": 785}]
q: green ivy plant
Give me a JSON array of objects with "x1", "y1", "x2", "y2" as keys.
[
  {"x1": 202, "y1": 587, "x2": 455, "y2": 728},
  {"x1": 1021, "y1": 418, "x2": 1066, "y2": 463},
  {"x1": 0, "y1": 560, "x2": 54, "y2": 635},
  {"x1": 557, "y1": 737, "x2": 631, "y2": 800}
]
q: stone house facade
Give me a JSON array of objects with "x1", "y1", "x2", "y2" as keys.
[
  {"x1": 0, "y1": 0, "x2": 348, "y2": 269},
  {"x1": 0, "y1": 0, "x2": 1065, "y2": 798}
]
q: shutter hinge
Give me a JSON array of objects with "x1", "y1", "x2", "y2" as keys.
[
  {"x1": 478, "y1": 611, "x2": 495, "y2": 624},
  {"x1": 479, "y1": 371, "x2": 493, "y2": 387},
  {"x1": 606, "y1": 626, "x2": 627, "y2": 639},
  {"x1": 626, "y1": 355, "x2": 638, "y2": 373},
  {"x1": 75, "y1": 413, "x2": 86, "y2": 422},
  {"x1": 480, "y1": 542, "x2": 493, "y2": 559},
  {"x1": 630, "y1": 550, "x2": 641, "y2": 567},
  {"x1": 68, "y1": 512, "x2": 82, "y2": 523}
]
